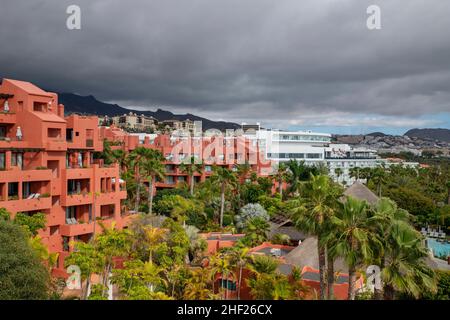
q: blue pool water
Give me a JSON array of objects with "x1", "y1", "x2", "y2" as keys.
[{"x1": 427, "y1": 238, "x2": 450, "y2": 258}]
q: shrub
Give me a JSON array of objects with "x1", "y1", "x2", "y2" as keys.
[{"x1": 235, "y1": 203, "x2": 269, "y2": 230}]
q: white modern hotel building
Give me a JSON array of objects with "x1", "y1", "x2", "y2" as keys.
[{"x1": 242, "y1": 124, "x2": 381, "y2": 185}]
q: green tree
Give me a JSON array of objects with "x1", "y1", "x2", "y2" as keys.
[
  {"x1": 329, "y1": 197, "x2": 374, "y2": 300},
  {"x1": 291, "y1": 174, "x2": 340, "y2": 300},
  {"x1": 241, "y1": 217, "x2": 270, "y2": 247},
  {"x1": 0, "y1": 219, "x2": 50, "y2": 299},
  {"x1": 13, "y1": 212, "x2": 46, "y2": 236},
  {"x1": 65, "y1": 241, "x2": 104, "y2": 299},
  {"x1": 210, "y1": 166, "x2": 237, "y2": 228},
  {"x1": 179, "y1": 156, "x2": 203, "y2": 196},
  {"x1": 274, "y1": 163, "x2": 289, "y2": 198},
  {"x1": 141, "y1": 149, "x2": 165, "y2": 215},
  {"x1": 127, "y1": 147, "x2": 152, "y2": 212}
]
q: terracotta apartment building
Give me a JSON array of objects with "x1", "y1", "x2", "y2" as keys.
[{"x1": 0, "y1": 79, "x2": 129, "y2": 277}]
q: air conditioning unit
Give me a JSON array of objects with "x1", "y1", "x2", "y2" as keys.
[{"x1": 270, "y1": 248, "x2": 282, "y2": 257}]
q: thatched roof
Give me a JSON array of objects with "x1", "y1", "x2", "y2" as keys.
[
  {"x1": 343, "y1": 182, "x2": 379, "y2": 205},
  {"x1": 285, "y1": 237, "x2": 349, "y2": 273}
]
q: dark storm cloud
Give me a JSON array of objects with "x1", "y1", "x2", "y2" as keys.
[{"x1": 0, "y1": 0, "x2": 449, "y2": 127}]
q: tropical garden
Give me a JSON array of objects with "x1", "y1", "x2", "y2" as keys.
[{"x1": 1, "y1": 142, "x2": 450, "y2": 300}]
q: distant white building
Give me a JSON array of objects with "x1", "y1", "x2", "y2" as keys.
[{"x1": 243, "y1": 127, "x2": 381, "y2": 185}]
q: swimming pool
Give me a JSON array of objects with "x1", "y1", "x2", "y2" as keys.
[{"x1": 427, "y1": 238, "x2": 450, "y2": 258}]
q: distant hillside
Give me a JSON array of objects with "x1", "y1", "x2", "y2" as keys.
[
  {"x1": 367, "y1": 132, "x2": 387, "y2": 137},
  {"x1": 405, "y1": 128, "x2": 450, "y2": 142},
  {"x1": 58, "y1": 92, "x2": 240, "y2": 131}
]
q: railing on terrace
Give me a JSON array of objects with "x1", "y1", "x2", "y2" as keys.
[{"x1": 325, "y1": 156, "x2": 378, "y2": 160}]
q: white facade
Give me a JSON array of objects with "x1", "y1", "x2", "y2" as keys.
[{"x1": 244, "y1": 128, "x2": 380, "y2": 185}]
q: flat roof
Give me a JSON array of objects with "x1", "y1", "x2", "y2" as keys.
[
  {"x1": 254, "y1": 246, "x2": 294, "y2": 256},
  {"x1": 302, "y1": 271, "x2": 348, "y2": 284}
]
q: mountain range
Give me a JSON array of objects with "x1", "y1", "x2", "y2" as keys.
[
  {"x1": 58, "y1": 92, "x2": 240, "y2": 131},
  {"x1": 404, "y1": 128, "x2": 450, "y2": 143}
]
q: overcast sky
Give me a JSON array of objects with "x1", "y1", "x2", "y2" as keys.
[{"x1": 1, "y1": 0, "x2": 449, "y2": 134}]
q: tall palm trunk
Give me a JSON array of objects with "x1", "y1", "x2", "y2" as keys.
[
  {"x1": 373, "y1": 256, "x2": 384, "y2": 300},
  {"x1": 318, "y1": 241, "x2": 327, "y2": 300},
  {"x1": 327, "y1": 253, "x2": 334, "y2": 299},
  {"x1": 148, "y1": 177, "x2": 154, "y2": 215},
  {"x1": 238, "y1": 266, "x2": 243, "y2": 300},
  {"x1": 220, "y1": 183, "x2": 225, "y2": 228},
  {"x1": 82, "y1": 275, "x2": 91, "y2": 300},
  {"x1": 278, "y1": 177, "x2": 283, "y2": 198},
  {"x1": 135, "y1": 175, "x2": 141, "y2": 213},
  {"x1": 190, "y1": 174, "x2": 195, "y2": 196},
  {"x1": 447, "y1": 186, "x2": 450, "y2": 205},
  {"x1": 348, "y1": 265, "x2": 357, "y2": 300}
]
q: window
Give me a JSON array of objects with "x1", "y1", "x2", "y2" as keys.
[
  {"x1": 165, "y1": 176, "x2": 175, "y2": 184},
  {"x1": 8, "y1": 182, "x2": 19, "y2": 199},
  {"x1": 11, "y1": 152, "x2": 23, "y2": 169},
  {"x1": 50, "y1": 226, "x2": 59, "y2": 236},
  {"x1": 33, "y1": 102, "x2": 45, "y2": 112},
  {"x1": 0, "y1": 126, "x2": 6, "y2": 139},
  {"x1": 66, "y1": 206, "x2": 77, "y2": 221},
  {"x1": 219, "y1": 279, "x2": 237, "y2": 291},
  {"x1": 62, "y1": 236, "x2": 70, "y2": 251},
  {"x1": 22, "y1": 182, "x2": 31, "y2": 198},
  {"x1": 0, "y1": 152, "x2": 5, "y2": 170},
  {"x1": 47, "y1": 128, "x2": 61, "y2": 138},
  {"x1": 66, "y1": 128, "x2": 74, "y2": 142}
]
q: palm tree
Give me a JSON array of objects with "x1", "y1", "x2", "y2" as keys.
[
  {"x1": 108, "y1": 149, "x2": 127, "y2": 172},
  {"x1": 235, "y1": 162, "x2": 252, "y2": 184},
  {"x1": 229, "y1": 247, "x2": 250, "y2": 300},
  {"x1": 291, "y1": 174, "x2": 340, "y2": 300},
  {"x1": 210, "y1": 166, "x2": 237, "y2": 228},
  {"x1": 349, "y1": 167, "x2": 360, "y2": 182},
  {"x1": 184, "y1": 269, "x2": 213, "y2": 300},
  {"x1": 334, "y1": 168, "x2": 343, "y2": 183},
  {"x1": 446, "y1": 181, "x2": 450, "y2": 205},
  {"x1": 371, "y1": 167, "x2": 387, "y2": 197},
  {"x1": 179, "y1": 156, "x2": 203, "y2": 196},
  {"x1": 274, "y1": 162, "x2": 288, "y2": 198},
  {"x1": 329, "y1": 197, "x2": 373, "y2": 300},
  {"x1": 209, "y1": 253, "x2": 234, "y2": 300},
  {"x1": 369, "y1": 198, "x2": 435, "y2": 299},
  {"x1": 286, "y1": 160, "x2": 314, "y2": 195},
  {"x1": 127, "y1": 147, "x2": 151, "y2": 213},
  {"x1": 141, "y1": 149, "x2": 165, "y2": 215},
  {"x1": 380, "y1": 223, "x2": 436, "y2": 299},
  {"x1": 144, "y1": 226, "x2": 166, "y2": 264},
  {"x1": 243, "y1": 217, "x2": 270, "y2": 247}
]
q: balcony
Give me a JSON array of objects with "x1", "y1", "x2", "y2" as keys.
[
  {"x1": 97, "y1": 190, "x2": 127, "y2": 204},
  {"x1": 46, "y1": 139, "x2": 67, "y2": 151},
  {"x1": 0, "y1": 196, "x2": 52, "y2": 213},
  {"x1": 62, "y1": 193, "x2": 93, "y2": 207},
  {"x1": 60, "y1": 222, "x2": 95, "y2": 237},
  {"x1": 0, "y1": 137, "x2": 31, "y2": 149},
  {"x1": 65, "y1": 167, "x2": 93, "y2": 180},
  {"x1": 0, "y1": 111, "x2": 17, "y2": 124},
  {"x1": 0, "y1": 168, "x2": 52, "y2": 183}
]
